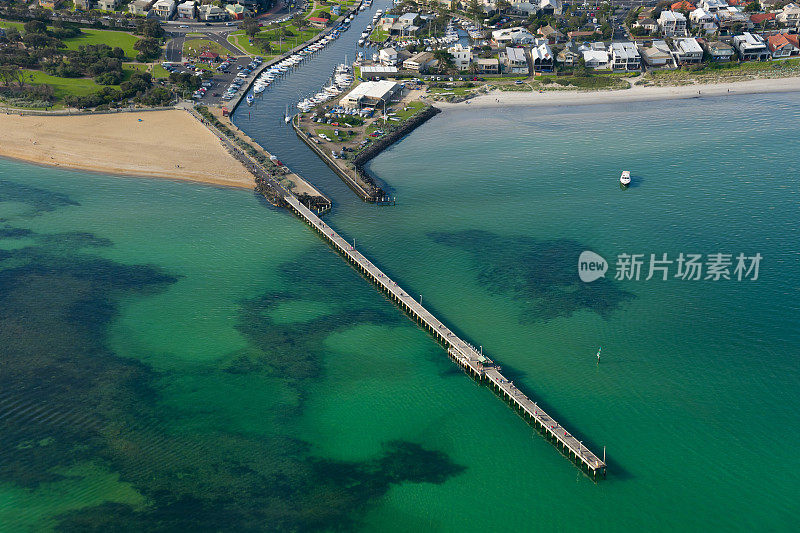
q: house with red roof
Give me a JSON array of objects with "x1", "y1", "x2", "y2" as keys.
[
  {"x1": 671, "y1": 1, "x2": 696, "y2": 11},
  {"x1": 750, "y1": 13, "x2": 776, "y2": 26},
  {"x1": 308, "y1": 17, "x2": 330, "y2": 28},
  {"x1": 767, "y1": 33, "x2": 800, "y2": 57}
]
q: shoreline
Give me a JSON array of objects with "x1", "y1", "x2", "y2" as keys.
[
  {"x1": 0, "y1": 110, "x2": 256, "y2": 189},
  {"x1": 437, "y1": 76, "x2": 800, "y2": 110}
]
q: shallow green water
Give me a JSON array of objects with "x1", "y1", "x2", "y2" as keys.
[{"x1": 1, "y1": 92, "x2": 799, "y2": 531}]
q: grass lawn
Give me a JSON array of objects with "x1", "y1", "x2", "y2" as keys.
[
  {"x1": 62, "y1": 29, "x2": 140, "y2": 60},
  {"x1": 229, "y1": 25, "x2": 319, "y2": 56},
  {"x1": 152, "y1": 64, "x2": 171, "y2": 79},
  {"x1": 22, "y1": 69, "x2": 107, "y2": 105},
  {"x1": 182, "y1": 38, "x2": 229, "y2": 58},
  {"x1": 0, "y1": 19, "x2": 25, "y2": 31},
  {"x1": 391, "y1": 101, "x2": 426, "y2": 120},
  {"x1": 20, "y1": 66, "x2": 144, "y2": 106},
  {"x1": 316, "y1": 127, "x2": 357, "y2": 142},
  {"x1": 369, "y1": 27, "x2": 388, "y2": 42}
]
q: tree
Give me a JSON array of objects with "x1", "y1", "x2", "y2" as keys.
[
  {"x1": 496, "y1": 0, "x2": 511, "y2": 14},
  {"x1": 744, "y1": 1, "x2": 761, "y2": 12},
  {"x1": 433, "y1": 49, "x2": 454, "y2": 73},
  {"x1": 133, "y1": 37, "x2": 161, "y2": 61},
  {"x1": 241, "y1": 17, "x2": 260, "y2": 38},
  {"x1": 574, "y1": 56, "x2": 588, "y2": 77},
  {"x1": 23, "y1": 20, "x2": 47, "y2": 35}
]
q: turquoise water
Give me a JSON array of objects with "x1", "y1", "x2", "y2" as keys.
[{"x1": 1, "y1": 92, "x2": 799, "y2": 531}]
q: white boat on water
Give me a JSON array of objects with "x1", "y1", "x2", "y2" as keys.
[{"x1": 620, "y1": 171, "x2": 631, "y2": 186}]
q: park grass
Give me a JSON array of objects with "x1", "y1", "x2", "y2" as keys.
[
  {"x1": 20, "y1": 66, "x2": 143, "y2": 105},
  {"x1": 316, "y1": 127, "x2": 356, "y2": 142},
  {"x1": 152, "y1": 64, "x2": 171, "y2": 79},
  {"x1": 182, "y1": 38, "x2": 229, "y2": 58},
  {"x1": 0, "y1": 19, "x2": 25, "y2": 31},
  {"x1": 61, "y1": 28, "x2": 140, "y2": 60},
  {"x1": 229, "y1": 25, "x2": 319, "y2": 57}
]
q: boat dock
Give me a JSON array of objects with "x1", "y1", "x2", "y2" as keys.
[{"x1": 282, "y1": 193, "x2": 607, "y2": 477}]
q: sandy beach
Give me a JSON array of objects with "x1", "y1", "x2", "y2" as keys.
[
  {"x1": 438, "y1": 76, "x2": 800, "y2": 110},
  {"x1": 0, "y1": 109, "x2": 255, "y2": 188}
]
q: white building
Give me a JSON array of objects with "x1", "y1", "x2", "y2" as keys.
[
  {"x1": 502, "y1": 47, "x2": 529, "y2": 73},
  {"x1": 378, "y1": 47, "x2": 398, "y2": 66},
  {"x1": 448, "y1": 43, "x2": 472, "y2": 70},
  {"x1": 177, "y1": 1, "x2": 196, "y2": 19},
  {"x1": 491, "y1": 27, "x2": 536, "y2": 46},
  {"x1": 608, "y1": 42, "x2": 641, "y2": 71},
  {"x1": 672, "y1": 37, "x2": 704, "y2": 64},
  {"x1": 151, "y1": 0, "x2": 176, "y2": 20},
  {"x1": 128, "y1": 0, "x2": 150, "y2": 15},
  {"x1": 690, "y1": 8, "x2": 717, "y2": 32},
  {"x1": 777, "y1": 3, "x2": 800, "y2": 26},
  {"x1": 639, "y1": 40, "x2": 673, "y2": 67},
  {"x1": 658, "y1": 11, "x2": 687, "y2": 37},
  {"x1": 199, "y1": 4, "x2": 226, "y2": 21},
  {"x1": 700, "y1": 0, "x2": 729, "y2": 13},
  {"x1": 341, "y1": 80, "x2": 400, "y2": 109},
  {"x1": 582, "y1": 49, "x2": 610, "y2": 69},
  {"x1": 530, "y1": 42, "x2": 553, "y2": 72},
  {"x1": 538, "y1": 0, "x2": 562, "y2": 15},
  {"x1": 732, "y1": 32, "x2": 770, "y2": 60}
]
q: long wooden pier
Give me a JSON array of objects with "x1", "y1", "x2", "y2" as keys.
[{"x1": 282, "y1": 194, "x2": 607, "y2": 477}]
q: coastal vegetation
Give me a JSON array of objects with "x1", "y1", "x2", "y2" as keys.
[{"x1": 0, "y1": 14, "x2": 168, "y2": 108}]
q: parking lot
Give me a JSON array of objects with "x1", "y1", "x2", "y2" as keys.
[{"x1": 160, "y1": 55, "x2": 258, "y2": 107}]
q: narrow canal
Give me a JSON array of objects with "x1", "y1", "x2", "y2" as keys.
[{"x1": 232, "y1": 0, "x2": 396, "y2": 209}]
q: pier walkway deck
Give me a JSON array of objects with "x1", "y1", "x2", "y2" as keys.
[{"x1": 282, "y1": 193, "x2": 607, "y2": 477}]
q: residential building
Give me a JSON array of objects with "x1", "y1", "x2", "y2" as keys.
[
  {"x1": 403, "y1": 51, "x2": 435, "y2": 71},
  {"x1": 341, "y1": 80, "x2": 400, "y2": 109},
  {"x1": 129, "y1": 0, "x2": 151, "y2": 15},
  {"x1": 74, "y1": 0, "x2": 94, "y2": 8},
  {"x1": 702, "y1": 39, "x2": 735, "y2": 60},
  {"x1": 38, "y1": 0, "x2": 61, "y2": 8},
  {"x1": 567, "y1": 30, "x2": 599, "y2": 41},
  {"x1": 491, "y1": 27, "x2": 536, "y2": 46},
  {"x1": 635, "y1": 17, "x2": 659, "y2": 33},
  {"x1": 659, "y1": 11, "x2": 688, "y2": 36},
  {"x1": 640, "y1": 40, "x2": 673, "y2": 66},
  {"x1": 732, "y1": 32, "x2": 770, "y2": 60},
  {"x1": 537, "y1": 24, "x2": 565, "y2": 44},
  {"x1": 777, "y1": 3, "x2": 800, "y2": 26},
  {"x1": 225, "y1": 3, "x2": 247, "y2": 20},
  {"x1": 475, "y1": 57, "x2": 499, "y2": 74},
  {"x1": 97, "y1": 0, "x2": 121, "y2": 10},
  {"x1": 716, "y1": 7, "x2": 751, "y2": 32},
  {"x1": 176, "y1": 0, "x2": 195, "y2": 19},
  {"x1": 388, "y1": 14, "x2": 420, "y2": 37},
  {"x1": 690, "y1": 8, "x2": 717, "y2": 32},
  {"x1": 198, "y1": 3, "x2": 226, "y2": 21},
  {"x1": 750, "y1": 13, "x2": 776, "y2": 27},
  {"x1": 700, "y1": 0, "x2": 729, "y2": 12},
  {"x1": 670, "y1": 1, "x2": 695, "y2": 10},
  {"x1": 582, "y1": 49, "x2": 610, "y2": 69},
  {"x1": 672, "y1": 37, "x2": 704, "y2": 64},
  {"x1": 448, "y1": 43, "x2": 472, "y2": 70},
  {"x1": 151, "y1": 0, "x2": 176, "y2": 19},
  {"x1": 379, "y1": 47, "x2": 398, "y2": 66},
  {"x1": 767, "y1": 33, "x2": 800, "y2": 57},
  {"x1": 539, "y1": 0, "x2": 563, "y2": 15},
  {"x1": 608, "y1": 42, "x2": 641, "y2": 71},
  {"x1": 511, "y1": 2, "x2": 540, "y2": 16},
  {"x1": 502, "y1": 47, "x2": 529, "y2": 74},
  {"x1": 557, "y1": 42, "x2": 582, "y2": 67},
  {"x1": 529, "y1": 43, "x2": 552, "y2": 72}
]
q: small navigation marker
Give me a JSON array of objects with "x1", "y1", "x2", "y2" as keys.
[{"x1": 596, "y1": 347, "x2": 602, "y2": 364}]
